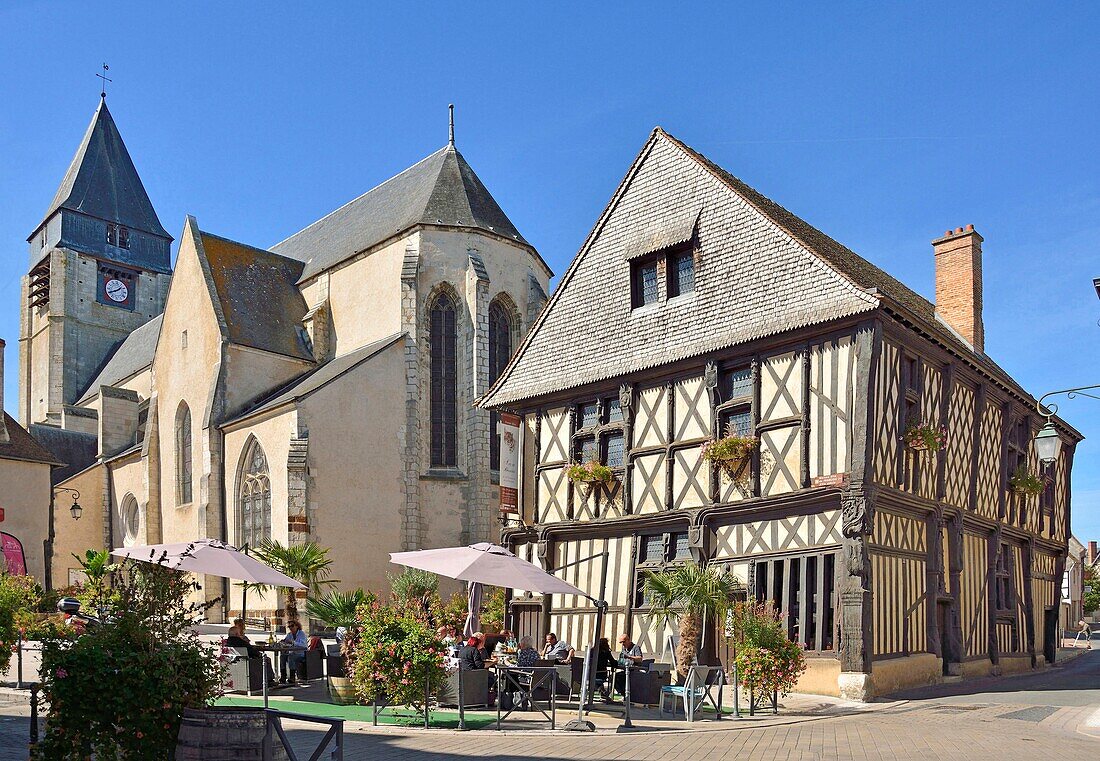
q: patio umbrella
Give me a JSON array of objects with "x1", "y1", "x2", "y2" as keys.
[
  {"x1": 463, "y1": 581, "x2": 482, "y2": 638},
  {"x1": 111, "y1": 538, "x2": 306, "y2": 588},
  {"x1": 389, "y1": 542, "x2": 586, "y2": 597}
]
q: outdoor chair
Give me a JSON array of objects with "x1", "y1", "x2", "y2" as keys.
[
  {"x1": 297, "y1": 648, "x2": 325, "y2": 681},
  {"x1": 223, "y1": 646, "x2": 264, "y2": 695},
  {"x1": 659, "y1": 665, "x2": 724, "y2": 721},
  {"x1": 325, "y1": 643, "x2": 345, "y2": 677},
  {"x1": 616, "y1": 660, "x2": 670, "y2": 707},
  {"x1": 530, "y1": 659, "x2": 571, "y2": 699},
  {"x1": 436, "y1": 668, "x2": 490, "y2": 708}
]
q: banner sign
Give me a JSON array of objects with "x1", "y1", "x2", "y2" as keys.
[
  {"x1": 498, "y1": 412, "x2": 521, "y2": 514},
  {"x1": 1, "y1": 533, "x2": 26, "y2": 575}
]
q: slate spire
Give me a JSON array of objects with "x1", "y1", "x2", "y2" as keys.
[{"x1": 31, "y1": 98, "x2": 170, "y2": 242}]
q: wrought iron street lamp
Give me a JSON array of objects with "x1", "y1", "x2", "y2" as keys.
[
  {"x1": 54, "y1": 487, "x2": 81, "y2": 520},
  {"x1": 1034, "y1": 385, "x2": 1100, "y2": 464}
]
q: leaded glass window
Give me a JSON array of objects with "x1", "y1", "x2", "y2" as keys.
[
  {"x1": 239, "y1": 440, "x2": 271, "y2": 548},
  {"x1": 176, "y1": 403, "x2": 192, "y2": 505},
  {"x1": 429, "y1": 291, "x2": 458, "y2": 468},
  {"x1": 670, "y1": 250, "x2": 694, "y2": 297},
  {"x1": 488, "y1": 300, "x2": 513, "y2": 473}
]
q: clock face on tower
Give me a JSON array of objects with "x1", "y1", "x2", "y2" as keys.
[
  {"x1": 97, "y1": 264, "x2": 137, "y2": 310},
  {"x1": 105, "y1": 278, "x2": 128, "y2": 302}
]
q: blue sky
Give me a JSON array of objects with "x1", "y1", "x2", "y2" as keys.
[{"x1": 1, "y1": 2, "x2": 1097, "y2": 538}]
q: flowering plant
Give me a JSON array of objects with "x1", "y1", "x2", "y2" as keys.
[
  {"x1": 903, "y1": 420, "x2": 947, "y2": 452},
  {"x1": 701, "y1": 434, "x2": 758, "y2": 477},
  {"x1": 566, "y1": 460, "x2": 616, "y2": 484},
  {"x1": 1009, "y1": 465, "x2": 1047, "y2": 496},
  {"x1": 35, "y1": 559, "x2": 223, "y2": 760},
  {"x1": 727, "y1": 601, "x2": 806, "y2": 698},
  {"x1": 0, "y1": 573, "x2": 40, "y2": 673},
  {"x1": 349, "y1": 597, "x2": 448, "y2": 709}
]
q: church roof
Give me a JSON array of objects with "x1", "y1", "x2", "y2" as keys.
[
  {"x1": 32, "y1": 98, "x2": 170, "y2": 241},
  {"x1": 224, "y1": 332, "x2": 405, "y2": 425},
  {"x1": 483, "y1": 128, "x2": 1046, "y2": 410},
  {"x1": 199, "y1": 231, "x2": 314, "y2": 362},
  {"x1": 271, "y1": 145, "x2": 531, "y2": 282},
  {"x1": 77, "y1": 315, "x2": 163, "y2": 404},
  {"x1": 28, "y1": 425, "x2": 96, "y2": 482}
]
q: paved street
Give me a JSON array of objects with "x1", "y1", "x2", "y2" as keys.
[{"x1": 5, "y1": 651, "x2": 1095, "y2": 760}]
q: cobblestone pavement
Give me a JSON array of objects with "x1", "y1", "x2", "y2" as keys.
[{"x1": 3, "y1": 651, "x2": 1097, "y2": 760}]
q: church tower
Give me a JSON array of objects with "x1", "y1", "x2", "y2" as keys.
[{"x1": 19, "y1": 98, "x2": 172, "y2": 426}]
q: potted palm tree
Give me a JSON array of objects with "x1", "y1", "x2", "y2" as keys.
[
  {"x1": 246, "y1": 540, "x2": 339, "y2": 629},
  {"x1": 642, "y1": 561, "x2": 741, "y2": 680},
  {"x1": 305, "y1": 589, "x2": 369, "y2": 705}
]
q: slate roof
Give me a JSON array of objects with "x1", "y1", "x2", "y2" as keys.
[
  {"x1": 199, "y1": 231, "x2": 314, "y2": 362},
  {"x1": 32, "y1": 98, "x2": 170, "y2": 240},
  {"x1": 28, "y1": 425, "x2": 97, "y2": 483},
  {"x1": 77, "y1": 315, "x2": 162, "y2": 404},
  {"x1": 271, "y1": 146, "x2": 531, "y2": 282},
  {"x1": 224, "y1": 332, "x2": 405, "y2": 425},
  {"x1": 484, "y1": 128, "x2": 1046, "y2": 410},
  {"x1": 0, "y1": 416, "x2": 64, "y2": 467}
]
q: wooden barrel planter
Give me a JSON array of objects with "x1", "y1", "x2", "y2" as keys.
[
  {"x1": 175, "y1": 707, "x2": 288, "y2": 760},
  {"x1": 328, "y1": 675, "x2": 358, "y2": 705}
]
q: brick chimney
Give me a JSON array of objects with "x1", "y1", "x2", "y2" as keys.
[
  {"x1": 1089, "y1": 541, "x2": 1098, "y2": 566},
  {"x1": 932, "y1": 225, "x2": 985, "y2": 353}
]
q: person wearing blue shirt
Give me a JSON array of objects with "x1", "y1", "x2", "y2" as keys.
[{"x1": 279, "y1": 620, "x2": 308, "y2": 683}]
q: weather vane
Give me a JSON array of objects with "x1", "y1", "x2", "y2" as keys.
[{"x1": 97, "y1": 63, "x2": 112, "y2": 99}]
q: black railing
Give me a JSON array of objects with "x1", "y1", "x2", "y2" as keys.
[{"x1": 262, "y1": 708, "x2": 344, "y2": 761}]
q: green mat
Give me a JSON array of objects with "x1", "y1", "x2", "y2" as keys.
[{"x1": 214, "y1": 696, "x2": 497, "y2": 729}]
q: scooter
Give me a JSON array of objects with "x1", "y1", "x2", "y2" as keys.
[{"x1": 57, "y1": 598, "x2": 103, "y2": 633}]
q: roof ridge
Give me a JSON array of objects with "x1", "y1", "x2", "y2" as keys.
[
  {"x1": 200, "y1": 228, "x2": 306, "y2": 268},
  {"x1": 269, "y1": 145, "x2": 450, "y2": 252}
]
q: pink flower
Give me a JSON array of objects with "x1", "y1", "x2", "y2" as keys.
[{"x1": 55, "y1": 669, "x2": 68, "y2": 679}]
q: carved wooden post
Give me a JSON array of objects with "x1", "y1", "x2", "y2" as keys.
[
  {"x1": 1022, "y1": 539, "x2": 1036, "y2": 667},
  {"x1": 838, "y1": 321, "x2": 879, "y2": 701},
  {"x1": 986, "y1": 526, "x2": 1002, "y2": 670},
  {"x1": 620, "y1": 383, "x2": 635, "y2": 515},
  {"x1": 945, "y1": 511, "x2": 964, "y2": 674},
  {"x1": 704, "y1": 363, "x2": 720, "y2": 504},
  {"x1": 537, "y1": 536, "x2": 553, "y2": 639},
  {"x1": 925, "y1": 506, "x2": 944, "y2": 660}
]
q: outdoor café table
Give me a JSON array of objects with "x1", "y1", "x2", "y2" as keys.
[
  {"x1": 253, "y1": 642, "x2": 308, "y2": 708},
  {"x1": 492, "y1": 665, "x2": 558, "y2": 730}
]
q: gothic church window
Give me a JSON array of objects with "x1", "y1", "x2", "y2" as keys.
[
  {"x1": 488, "y1": 299, "x2": 514, "y2": 473},
  {"x1": 238, "y1": 440, "x2": 271, "y2": 548},
  {"x1": 176, "y1": 402, "x2": 193, "y2": 505},
  {"x1": 429, "y1": 290, "x2": 458, "y2": 468}
]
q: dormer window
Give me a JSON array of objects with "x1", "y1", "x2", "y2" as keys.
[
  {"x1": 668, "y1": 247, "x2": 695, "y2": 298},
  {"x1": 631, "y1": 258, "x2": 660, "y2": 308},
  {"x1": 106, "y1": 223, "x2": 131, "y2": 249}
]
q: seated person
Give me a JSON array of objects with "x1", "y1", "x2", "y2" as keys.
[
  {"x1": 226, "y1": 619, "x2": 260, "y2": 659},
  {"x1": 278, "y1": 620, "x2": 308, "y2": 684},
  {"x1": 515, "y1": 636, "x2": 539, "y2": 667},
  {"x1": 614, "y1": 633, "x2": 645, "y2": 696},
  {"x1": 542, "y1": 632, "x2": 574, "y2": 663},
  {"x1": 595, "y1": 637, "x2": 615, "y2": 698},
  {"x1": 457, "y1": 636, "x2": 486, "y2": 671}
]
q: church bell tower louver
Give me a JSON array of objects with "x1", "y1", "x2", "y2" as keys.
[{"x1": 19, "y1": 97, "x2": 173, "y2": 427}]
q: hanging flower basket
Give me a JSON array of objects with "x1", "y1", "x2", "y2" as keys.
[
  {"x1": 1008, "y1": 466, "x2": 1046, "y2": 496},
  {"x1": 903, "y1": 421, "x2": 946, "y2": 452},
  {"x1": 701, "y1": 435, "x2": 758, "y2": 477},
  {"x1": 566, "y1": 461, "x2": 616, "y2": 486}
]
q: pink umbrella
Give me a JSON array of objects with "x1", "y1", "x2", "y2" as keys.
[
  {"x1": 112, "y1": 538, "x2": 306, "y2": 589},
  {"x1": 389, "y1": 542, "x2": 585, "y2": 596}
]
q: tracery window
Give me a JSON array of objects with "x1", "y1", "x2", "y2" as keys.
[
  {"x1": 488, "y1": 299, "x2": 514, "y2": 473},
  {"x1": 429, "y1": 290, "x2": 459, "y2": 468},
  {"x1": 176, "y1": 402, "x2": 192, "y2": 505},
  {"x1": 239, "y1": 439, "x2": 271, "y2": 548}
]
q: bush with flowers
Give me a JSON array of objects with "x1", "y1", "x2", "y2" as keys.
[
  {"x1": 727, "y1": 601, "x2": 806, "y2": 698},
  {"x1": 349, "y1": 597, "x2": 448, "y2": 710},
  {"x1": 0, "y1": 572, "x2": 40, "y2": 674},
  {"x1": 701, "y1": 434, "x2": 758, "y2": 479},
  {"x1": 34, "y1": 559, "x2": 223, "y2": 761}
]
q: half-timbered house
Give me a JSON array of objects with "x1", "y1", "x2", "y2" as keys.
[{"x1": 482, "y1": 128, "x2": 1082, "y2": 700}]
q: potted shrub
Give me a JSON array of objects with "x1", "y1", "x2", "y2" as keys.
[
  {"x1": 903, "y1": 419, "x2": 947, "y2": 452},
  {"x1": 701, "y1": 434, "x2": 758, "y2": 481},
  {"x1": 305, "y1": 589, "x2": 371, "y2": 705},
  {"x1": 727, "y1": 601, "x2": 807, "y2": 713},
  {"x1": 567, "y1": 460, "x2": 617, "y2": 504},
  {"x1": 1009, "y1": 465, "x2": 1046, "y2": 496}
]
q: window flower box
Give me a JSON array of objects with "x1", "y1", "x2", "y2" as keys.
[
  {"x1": 903, "y1": 420, "x2": 946, "y2": 452},
  {"x1": 1008, "y1": 466, "x2": 1046, "y2": 496},
  {"x1": 701, "y1": 435, "x2": 758, "y2": 478}
]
